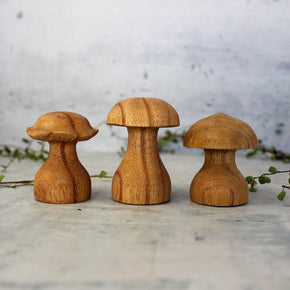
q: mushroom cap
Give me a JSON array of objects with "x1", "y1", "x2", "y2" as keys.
[
  {"x1": 106, "y1": 98, "x2": 180, "y2": 128},
  {"x1": 27, "y1": 111, "x2": 98, "y2": 142},
  {"x1": 183, "y1": 113, "x2": 258, "y2": 149}
]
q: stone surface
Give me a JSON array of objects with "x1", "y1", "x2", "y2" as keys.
[
  {"x1": 0, "y1": 152, "x2": 289, "y2": 289},
  {"x1": 0, "y1": 0, "x2": 289, "y2": 152}
]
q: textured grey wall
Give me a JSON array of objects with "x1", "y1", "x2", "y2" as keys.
[{"x1": 0, "y1": 0, "x2": 289, "y2": 152}]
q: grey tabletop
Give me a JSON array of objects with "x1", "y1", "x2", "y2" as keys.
[{"x1": 0, "y1": 152, "x2": 289, "y2": 290}]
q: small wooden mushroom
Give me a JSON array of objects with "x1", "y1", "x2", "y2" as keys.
[
  {"x1": 183, "y1": 113, "x2": 258, "y2": 207},
  {"x1": 27, "y1": 111, "x2": 98, "y2": 204},
  {"x1": 107, "y1": 98, "x2": 180, "y2": 205}
]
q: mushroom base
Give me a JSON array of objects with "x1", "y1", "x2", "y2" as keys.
[
  {"x1": 190, "y1": 149, "x2": 248, "y2": 207},
  {"x1": 33, "y1": 142, "x2": 91, "y2": 204},
  {"x1": 112, "y1": 127, "x2": 171, "y2": 205}
]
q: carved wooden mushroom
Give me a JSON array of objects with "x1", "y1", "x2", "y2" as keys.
[
  {"x1": 107, "y1": 98, "x2": 180, "y2": 205},
  {"x1": 183, "y1": 113, "x2": 258, "y2": 207},
  {"x1": 27, "y1": 111, "x2": 98, "y2": 204}
]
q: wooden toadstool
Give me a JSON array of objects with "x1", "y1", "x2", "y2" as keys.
[
  {"x1": 183, "y1": 113, "x2": 258, "y2": 207},
  {"x1": 27, "y1": 111, "x2": 98, "y2": 204},
  {"x1": 107, "y1": 98, "x2": 180, "y2": 205}
]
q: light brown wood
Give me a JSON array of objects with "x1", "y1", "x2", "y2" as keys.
[
  {"x1": 27, "y1": 111, "x2": 98, "y2": 204},
  {"x1": 107, "y1": 98, "x2": 179, "y2": 205},
  {"x1": 184, "y1": 113, "x2": 258, "y2": 207}
]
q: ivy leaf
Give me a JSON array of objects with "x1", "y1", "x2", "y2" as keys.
[
  {"x1": 98, "y1": 170, "x2": 107, "y2": 178},
  {"x1": 269, "y1": 146, "x2": 276, "y2": 153},
  {"x1": 165, "y1": 130, "x2": 172, "y2": 137},
  {"x1": 246, "y1": 149, "x2": 257, "y2": 157},
  {"x1": 277, "y1": 191, "x2": 286, "y2": 201},
  {"x1": 288, "y1": 178, "x2": 290, "y2": 184},
  {"x1": 249, "y1": 187, "x2": 257, "y2": 192},
  {"x1": 0, "y1": 175, "x2": 4, "y2": 182},
  {"x1": 22, "y1": 138, "x2": 29, "y2": 143},
  {"x1": 245, "y1": 176, "x2": 254, "y2": 183},
  {"x1": 258, "y1": 176, "x2": 267, "y2": 184},
  {"x1": 268, "y1": 166, "x2": 277, "y2": 173},
  {"x1": 4, "y1": 146, "x2": 11, "y2": 154}
]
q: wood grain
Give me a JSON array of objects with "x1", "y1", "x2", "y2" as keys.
[
  {"x1": 33, "y1": 142, "x2": 91, "y2": 203},
  {"x1": 184, "y1": 113, "x2": 258, "y2": 207},
  {"x1": 183, "y1": 113, "x2": 257, "y2": 149},
  {"x1": 112, "y1": 127, "x2": 171, "y2": 204},
  {"x1": 190, "y1": 149, "x2": 249, "y2": 206},
  {"x1": 107, "y1": 98, "x2": 179, "y2": 205},
  {"x1": 27, "y1": 111, "x2": 98, "y2": 204},
  {"x1": 107, "y1": 97, "x2": 179, "y2": 128}
]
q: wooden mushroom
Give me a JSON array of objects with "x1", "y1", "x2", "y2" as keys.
[
  {"x1": 107, "y1": 98, "x2": 180, "y2": 205},
  {"x1": 27, "y1": 111, "x2": 98, "y2": 204},
  {"x1": 183, "y1": 113, "x2": 258, "y2": 207}
]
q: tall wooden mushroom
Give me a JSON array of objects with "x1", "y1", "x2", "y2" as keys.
[
  {"x1": 27, "y1": 111, "x2": 98, "y2": 204},
  {"x1": 107, "y1": 98, "x2": 180, "y2": 205},
  {"x1": 183, "y1": 113, "x2": 258, "y2": 207}
]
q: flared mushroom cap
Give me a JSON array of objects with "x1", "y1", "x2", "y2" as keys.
[
  {"x1": 27, "y1": 112, "x2": 98, "y2": 142},
  {"x1": 107, "y1": 98, "x2": 180, "y2": 128},
  {"x1": 183, "y1": 113, "x2": 258, "y2": 150}
]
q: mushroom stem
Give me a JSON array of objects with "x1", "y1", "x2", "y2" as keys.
[
  {"x1": 190, "y1": 149, "x2": 248, "y2": 206},
  {"x1": 33, "y1": 142, "x2": 91, "y2": 204},
  {"x1": 112, "y1": 127, "x2": 171, "y2": 204}
]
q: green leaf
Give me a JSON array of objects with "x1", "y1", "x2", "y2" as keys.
[
  {"x1": 249, "y1": 187, "x2": 257, "y2": 192},
  {"x1": 0, "y1": 149, "x2": 3, "y2": 155},
  {"x1": 172, "y1": 137, "x2": 178, "y2": 143},
  {"x1": 158, "y1": 140, "x2": 168, "y2": 147},
  {"x1": 288, "y1": 178, "x2": 290, "y2": 184},
  {"x1": 0, "y1": 175, "x2": 4, "y2": 182},
  {"x1": 270, "y1": 156, "x2": 276, "y2": 160},
  {"x1": 268, "y1": 166, "x2": 277, "y2": 173},
  {"x1": 258, "y1": 176, "x2": 271, "y2": 184},
  {"x1": 277, "y1": 191, "x2": 286, "y2": 201},
  {"x1": 269, "y1": 146, "x2": 276, "y2": 153},
  {"x1": 98, "y1": 170, "x2": 107, "y2": 178},
  {"x1": 165, "y1": 130, "x2": 172, "y2": 137},
  {"x1": 38, "y1": 154, "x2": 47, "y2": 162},
  {"x1": 246, "y1": 150, "x2": 257, "y2": 157},
  {"x1": 22, "y1": 138, "x2": 29, "y2": 143},
  {"x1": 4, "y1": 146, "x2": 11, "y2": 154},
  {"x1": 258, "y1": 176, "x2": 266, "y2": 184},
  {"x1": 245, "y1": 176, "x2": 254, "y2": 183},
  {"x1": 13, "y1": 149, "x2": 19, "y2": 157}
]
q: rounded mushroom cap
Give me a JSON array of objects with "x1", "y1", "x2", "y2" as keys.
[
  {"x1": 183, "y1": 113, "x2": 258, "y2": 149},
  {"x1": 27, "y1": 111, "x2": 98, "y2": 142},
  {"x1": 106, "y1": 98, "x2": 180, "y2": 128}
]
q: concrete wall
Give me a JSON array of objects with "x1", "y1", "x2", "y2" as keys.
[{"x1": 0, "y1": 0, "x2": 289, "y2": 152}]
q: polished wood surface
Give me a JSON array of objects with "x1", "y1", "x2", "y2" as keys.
[
  {"x1": 107, "y1": 97, "x2": 179, "y2": 128},
  {"x1": 191, "y1": 149, "x2": 249, "y2": 206},
  {"x1": 112, "y1": 127, "x2": 171, "y2": 204},
  {"x1": 107, "y1": 98, "x2": 179, "y2": 205},
  {"x1": 183, "y1": 113, "x2": 257, "y2": 149},
  {"x1": 184, "y1": 113, "x2": 258, "y2": 207},
  {"x1": 27, "y1": 111, "x2": 98, "y2": 204}
]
